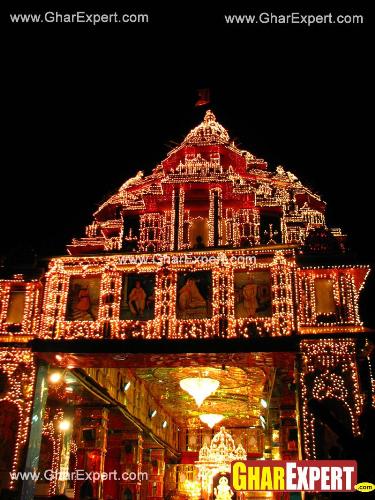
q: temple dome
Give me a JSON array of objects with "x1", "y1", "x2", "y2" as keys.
[{"x1": 183, "y1": 110, "x2": 230, "y2": 145}]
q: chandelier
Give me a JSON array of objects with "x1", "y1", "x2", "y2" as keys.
[
  {"x1": 199, "y1": 414, "x2": 224, "y2": 429},
  {"x1": 179, "y1": 377, "x2": 219, "y2": 407}
]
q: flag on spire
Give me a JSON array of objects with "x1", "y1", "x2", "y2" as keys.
[{"x1": 195, "y1": 88, "x2": 210, "y2": 107}]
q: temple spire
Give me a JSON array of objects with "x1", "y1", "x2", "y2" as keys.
[
  {"x1": 183, "y1": 109, "x2": 230, "y2": 145},
  {"x1": 204, "y1": 109, "x2": 216, "y2": 123}
]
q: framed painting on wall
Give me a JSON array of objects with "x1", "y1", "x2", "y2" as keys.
[
  {"x1": 234, "y1": 271, "x2": 272, "y2": 319},
  {"x1": 176, "y1": 271, "x2": 212, "y2": 319},
  {"x1": 120, "y1": 273, "x2": 156, "y2": 320},
  {"x1": 66, "y1": 277, "x2": 101, "y2": 321}
]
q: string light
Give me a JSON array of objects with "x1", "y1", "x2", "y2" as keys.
[
  {"x1": 0, "y1": 348, "x2": 35, "y2": 489},
  {"x1": 64, "y1": 111, "x2": 337, "y2": 256},
  {"x1": 42, "y1": 409, "x2": 64, "y2": 496},
  {"x1": 299, "y1": 339, "x2": 362, "y2": 459},
  {"x1": 297, "y1": 266, "x2": 369, "y2": 329},
  {"x1": 0, "y1": 108, "x2": 372, "y2": 482},
  {"x1": 0, "y1": 277, "x2": 41, "y2": 337},
  {"x1": 30, "y1": 104, "x2": 369, "y2": 344},
  {"x1": 35, "y1": 247, "x2": 310, "y2": 340}
]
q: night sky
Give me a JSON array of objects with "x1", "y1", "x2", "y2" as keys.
[{"x1": 4, "y1": 5, "x2": 373, "y2": 326}]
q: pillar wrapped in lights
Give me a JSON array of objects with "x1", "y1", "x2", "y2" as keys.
[{"x1": 0, "y1": 348, "x2": 36, "y2": 491}]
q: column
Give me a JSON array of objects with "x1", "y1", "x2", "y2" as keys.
[
  {"x1": 74, "y1": 407, "x2": 108, "y2": 500},
  {"x1": 20, "y1": 362, "x2": 49, "y2": 500},
  {"x1": 118, "y1": 432, "x2": 143, "y2": 500},
  {"x1": 142, "y1": 446, "x2": 165, "y2": 499}
]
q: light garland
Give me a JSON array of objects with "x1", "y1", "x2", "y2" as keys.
[
  {"x1": 4, "y1": 96, "x2": 369, "y2": 341},
  {"x1": 69, "y1": 441, "x2": 78, "y2": 497},
  {"x1": 21, "y1": 248, "x2": 368, "y2": 341},
  {"x1": 64, "y1": 111, "x2": 335, "y2": 257},
  {"x1": 0, "y1": 348, "x2": 36, "y2": 489},
  {"x1": 208, "y1": 187, "x2": 222, "y2": 246},
  {"x1": 0, "y1": 278, "x2": 41, "y2": 337},
  {"x1": 0, "y1": 109, "x2": 372, "y2": 482},
  {"x1": 299, "y1": 339, "x2": 362, "y2": 459},
  {"x1": 297, "y1": 266, "x2": 370, "y2": 328},
  {"x1": 42, "y1": 409, "x2": 64, "y2": 496},
  {"x1": 36, "y1": 247, "x2": 307, "y2": 340}
]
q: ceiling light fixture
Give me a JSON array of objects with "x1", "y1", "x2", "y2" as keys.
[
  {"x1": 179, "y1": 377, "x2": 219, "y2": 407},
  {"x1": 199, "y1": 414, "x2": 224, "y2": 429}
]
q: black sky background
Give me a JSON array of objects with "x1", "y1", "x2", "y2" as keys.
[{"x1": 3, "y1": 4, "x2": 374, "y2": 326}]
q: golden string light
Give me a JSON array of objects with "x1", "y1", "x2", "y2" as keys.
[
  {"x1": 42, "y1": 409, "x2": 64, "y2": 496},
  {"x1": 0, "y1": 277, "x2": 41, "y2": 337},
  {"x1": 6, "y1": 251, "x2": 360, "y2": 341},
  {"x1": 0, "y1": 108, "x2": 372, "y2": 483},
  {"x1": 297, "y1": 266, "x2": 369, "y2": 329},
  {"x1": 299, "y1": 339, "x2": 362, "y2": 459},
  {"x1": 0, "y1": 348, "x2": 36, "y2": 489}
]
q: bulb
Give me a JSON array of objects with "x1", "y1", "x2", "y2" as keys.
[
  {"x1": 59, "y1": 420, "x2": 71, "y2": 431},
  {"x1": 49, "y1": 372, "x2": 62, "y2": 384}
]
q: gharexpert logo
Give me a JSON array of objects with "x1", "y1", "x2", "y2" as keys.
[
  {"x1": 231, "y1": 460, "x2": 357, "y2": 492},
  {"x1": 355, "y1": 482, "x2": 375, "y2": 493}
]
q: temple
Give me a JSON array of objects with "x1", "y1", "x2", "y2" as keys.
[{"x1": 0, "y1": 110, "x2": 373, "y2": 500}]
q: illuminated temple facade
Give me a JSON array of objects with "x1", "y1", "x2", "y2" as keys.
[{"x1": 0, "y1": 111, "x2": 373, "y2": 500}]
